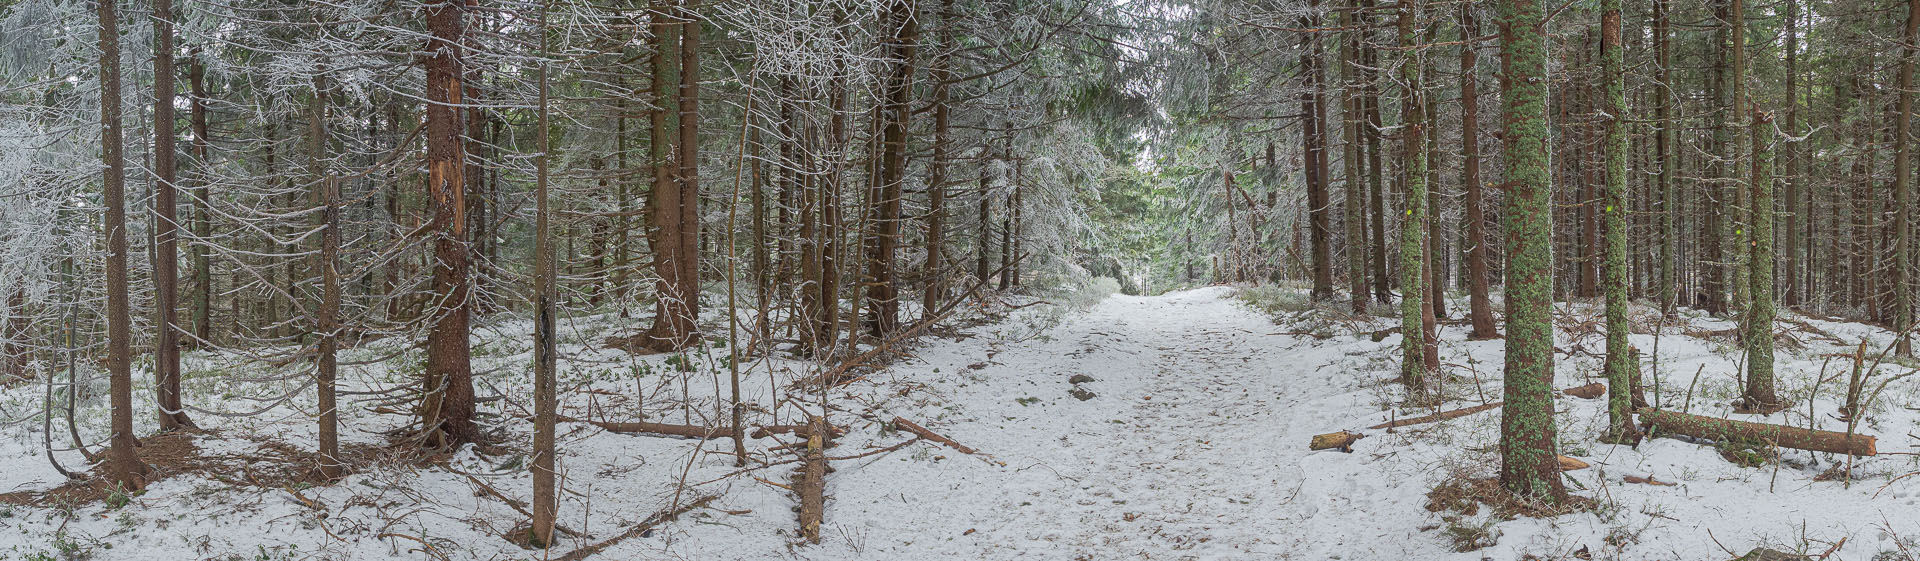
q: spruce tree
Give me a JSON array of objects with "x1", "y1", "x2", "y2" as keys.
[
  {"x1": 1497, "y1": 0, "x2": 1569, "y2": 502},
  {"x1": 1600, "y1": 0, "x2": 1640, "y2": 442}
]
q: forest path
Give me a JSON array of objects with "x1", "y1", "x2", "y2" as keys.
[{"x1": 824, "y1": 287, "x2": 1428, "y2": 559}]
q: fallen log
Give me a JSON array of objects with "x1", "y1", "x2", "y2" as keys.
[
  {"x1": 1367, "y1": 402, "x2": 1504, "y2": 430},
  {"x1": 1309, "y1": 431, "x2": 1364, "y2": 452},
  {"x1": 891, "y1": 416, "x2": 979, "y2": 455},
  {"x1": 556, "y1": 415, "x2": 732, "y2": 440},
  {"x1": 1561, "y1": 382, "x2": 1606, "y2": 399},
  {"x1": 1557, "y1": 456, "x2": 1589, "y2": 471},
  {"x1": 553, "y1": 494, "x2": 715, "y2": 561},
  {"x1": 1639, "y1": 409, "x2": 1877, "y2": 456},
  {"x1": 749, "y1": 423, "x2": 848, "y2": 440},
  {"x1": 798, "y1": 415, "x2": 827, "y2": 544}
]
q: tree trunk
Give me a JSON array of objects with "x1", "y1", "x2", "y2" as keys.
[
  {"x1": 1895, "y1": 0, "x2": 1918, "y2": 354},
  {"x1": 1782, "y1": 0, "x2": 1801, "y2": 309},
  {"x1": 531, "y1": 22, "x2": 559, "y2": 544},
  {"x1": 1599, "y1": 0, "x2": 1641, "y2": 443},
  {"x1": 865, "y1": 1, "x2": 916, "y2": 336},
  {"x1": 1497, "y1": 0, "x2": 1569, "y2": 503},
  {"x1": 99, "y1": 0, "x2": 147, "y2": 489},
  {"x1": 1460, "y1": 5, "x2": 1496, "y2": 339},
  {"x1": 1363, "y1": 2, "x2": 1392, "y2": 306},
  {"x1": 1743, "y1": 105, "x2": 1781, "y2": 413},
  {"x1": 1342, "y1": 0, "x2": 1369, "y2": 314},
  {"x1": 641, "y1": 3, "x2": 698, "y2": 351},
  {"x1": 151, "y1": 0, "x2": 193, "y2": 431},
  {"x1": 1655, "y1": 0, "x2": 1675, "y2": 315},
  {"x1": 422, "y1": 0, "x2": 478, "y2": 447},
  {"x1": 1396, "y1": 0, "x2": 1433, "y2": 390},
  {"x1": 309, "y1": 72, "x2": 342, "y2": 477},
  {"x1": 674, "y1": 8, "x2": 702, "y2": 337},
  {"x1": 923, "y1": 0, "x2": 953, "y2": 318},
  {"x1": 977, "y1": 142, "x2": 993, "y2": 288},
  {"x1": 188, "y1": 55, "x2": 214, "y2": 347},
  {"x1": 1303, "y1": 11, "x2": 1334, "y2": 301}
]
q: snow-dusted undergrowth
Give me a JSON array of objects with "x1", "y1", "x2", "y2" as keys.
[{"x1": 0, "y1": 286, "x2": 1915, "y2": 560}]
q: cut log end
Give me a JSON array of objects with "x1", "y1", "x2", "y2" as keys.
[{"x1": 1561, "y1": 382, "x2": 1606, "y2": 399}]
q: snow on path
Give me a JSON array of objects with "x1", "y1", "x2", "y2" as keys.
[
  {"x1": 8, "y1": 287, "x2": 1917, "y2": 560},
  {"x1": 703, "y1": 287, "x2": 1440, "y2": 560}
]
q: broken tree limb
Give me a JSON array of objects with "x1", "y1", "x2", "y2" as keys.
[
  {"x1": 1561, "y1": 382, "x2": 1606, "y2": 399},
  {"x1": 1309, "y1": 431, "x2": 1364, "y2": 452},
  {"x1": 891, "y1": 416, "x2": 978, "y2": 455},
  {"x1": 1639, "y1": 409, "x2": 1878, "y2": 456},
  {"x1": 798, "y1": 415, "x2": 827, "y2": 544},
  {"x1": 553, "y1": 494, "x2": 715, "y2": 561},
  {"x1": 555, "y1": 415, "x2": 732, "y2": 440},
  {"x1": 1367, "y1": 401, "x2": 1504, "y2": 429}
]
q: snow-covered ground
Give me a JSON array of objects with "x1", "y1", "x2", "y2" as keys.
[{"x1": 0, "y1": 286, "x2": 1916, "y2": 560}]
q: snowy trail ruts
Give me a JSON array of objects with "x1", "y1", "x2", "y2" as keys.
[
  {"x1": 929, "y1": 288, "x2": 1413, "y2": 559},
  {"x1": 821, "y1": 287, "x2": 1432, "y2": 560}
]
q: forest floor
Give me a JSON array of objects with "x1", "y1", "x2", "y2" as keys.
[{"x1": 0, "y1": 286, "x2": 1917, "y2": 560}]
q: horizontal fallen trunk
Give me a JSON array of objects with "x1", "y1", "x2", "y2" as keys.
[
  {"x1": 798, "y1": 415, "x2": 828, "y2": 543},
  {"x1": 1368, "y1": 401, "x2": 1503, "y2": 430},
  {"x1": 1639, "y1": 409, "x2": 1877, "y2": 456},
  {"x1": 1309, "y1": 431, "x2": 1364, "y2": 451},
  {"x1": 1561, "y1": 382, "x2": 1605, "y2": 399}
]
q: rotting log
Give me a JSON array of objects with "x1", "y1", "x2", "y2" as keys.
[
  {"x1": 798, "y1": 415, "x2": 826, "y2": 544},
  {"x1": 891, "y1": 416, "x2": 978, "y2": 455},
  {"x1": 1561, "y1": 382, "x2": 1606, "y2": 399},
  {"x1": 1309, "y1": 431, "x2": 1364, "y2": 452},
  {"x1": 1639, "y1": 409, "x2": 1877, "y2": 456},
  {"x1": 1367, "y1": 401, "x2": 1503, "y2": 429}
]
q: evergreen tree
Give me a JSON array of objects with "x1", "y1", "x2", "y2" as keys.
[{"x1": 1497, "y1": 0, "x2": 1569, "y2": 502}]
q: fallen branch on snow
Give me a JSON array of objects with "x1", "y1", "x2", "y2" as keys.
[{"x1": 1367, "y1": 401, "x2": 1503, "y2": 430}]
